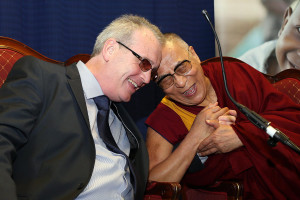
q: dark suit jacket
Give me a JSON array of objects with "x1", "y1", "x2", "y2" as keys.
[{"x1": 0, "y1": 56, "x2": 149, "y2": 200}]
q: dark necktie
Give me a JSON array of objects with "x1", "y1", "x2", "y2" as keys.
[
  {"x1": 93, "y1": 95, "x2": 120, "y2": 152},
  {"x1": 93, "y1": 95, "x2": 137, "y2": 191}
]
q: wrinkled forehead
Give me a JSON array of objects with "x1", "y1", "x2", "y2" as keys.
[{"x1": 158, "y1": 43, "x2": 188, "y2": 74}]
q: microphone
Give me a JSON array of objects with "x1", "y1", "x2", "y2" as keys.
[{"x1": 202, "y1": 9, "x2": 300, "y2": 154}]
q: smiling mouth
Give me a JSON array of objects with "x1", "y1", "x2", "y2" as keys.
[
  {"x1": 128, "y1": 78, "x2": 139, "y2": 90},
  {"x1": 183, "y1": 84, "x2": 196, "y2": 96}
]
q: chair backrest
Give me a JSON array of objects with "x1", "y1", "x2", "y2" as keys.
[
  {"x1": 0, "y1": 36, "x2": 90, "y2": 87},
  {"x1": 264, "y1": 69, "x2": 300, "y2": 104},
  {"x1": 0, "y1": 36, "x2": 64, "y2": 87}
]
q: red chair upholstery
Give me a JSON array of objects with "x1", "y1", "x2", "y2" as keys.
[
  {"x1": 264, "y1": 69, "x2": 300, "y2": 104},
  {"x1": 0, "y1": 48, "x2": 24, "y2": 87},
  {"x1": 0, "y1": 36, "x2": 63, "y2": 87},
  {"x1": 0, "y1": 36, "x2": 90, "y2": 87}
]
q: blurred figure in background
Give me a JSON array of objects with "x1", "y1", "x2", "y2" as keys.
[
  {"x1": 239, "y1": 0, "x2": 300, "y2": 75},
  {"x1": 230, "y1": 0, "x2": 293, "y2": 58},
  {"x1": 260, "y1": 0, "x2": 294, "y2": 41}
]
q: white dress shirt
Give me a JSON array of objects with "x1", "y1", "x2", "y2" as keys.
[{"x1": 75, "y1": 61, "x2": 133, "y2": 200}]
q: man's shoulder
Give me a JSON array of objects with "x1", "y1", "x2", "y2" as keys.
[
  {"x1": 14, "y1": 55, "x2": 60, "y2": 66},
  {"x1": 201, "y1": 56, "x2": 243, "y2": 65},
  {"x1": 240, "y1": 40, "x2": 276, "y2": 58},
  {"x1": 238, "y1": 40, "x2": 277, "y2": 72},
  {"x1": 201, "y1": 56, "x2": 241, "y2": 64},
  {"x1": 13, "y1": 55, "x2": 66, "y2": 73},
  {"x1": 201, "y1": 56, "x2": 248, "y2": 72}
]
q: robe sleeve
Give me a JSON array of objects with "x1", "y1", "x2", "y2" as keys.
[
  {"x1": 146, "y1": 102, "x2": 188, "y2": 144},
  {"x1": 210, "y1": 58, "x2": 300, "y2": 198}
]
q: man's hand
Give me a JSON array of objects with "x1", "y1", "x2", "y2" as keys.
[
  {"x1": 205, "y1": 109, "x2": 237, "y2": 128},
  {"x1": 197, "y1": 124, "x2": 243, "y2": 156},
  {"x1": 189, "y1": 102, "x2": 231, "y2": 140}
]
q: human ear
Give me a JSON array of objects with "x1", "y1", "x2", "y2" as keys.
[
  {"x1": 189, "y1": 46, "x2": 201, "y2": 63},
  {"x1": 189, "y1": 46, "x2": 194, "y2": 53},
  {"x1": 278, "y1": 7, "x2": 293, "y2": 37},
  {"x1": 102, "y1": 38, "x2": 116, "y2": 62}
]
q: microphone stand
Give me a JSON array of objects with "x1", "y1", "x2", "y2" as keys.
[{"x1": 202, "y1": 9, "x2": 300, "y2": 155}]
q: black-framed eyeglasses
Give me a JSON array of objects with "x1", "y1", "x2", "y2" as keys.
[
  {"x1": 117, "y1": 41, "x2": 154, "y2": 75},
  {"x1": 156, "y1": 60, "x2": 192, "y2": 90}
]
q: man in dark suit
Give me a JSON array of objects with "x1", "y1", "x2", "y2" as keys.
[{"x1": 0, "y1": 14, "x2": 163, "y2": 200}]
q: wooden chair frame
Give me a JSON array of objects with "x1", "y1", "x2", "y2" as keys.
[
  {"x1": 0, "y1": 36, "x2": 90, "y2": 87},
  {"x1": 0, "y1": 36, "x2": 63, "y2": 65},
  {"x1": 264, "y1": 68, "x2": 300, "y2": 83}
]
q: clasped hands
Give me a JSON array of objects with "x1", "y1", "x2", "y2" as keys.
[{"x1": 190, "y1": 102, "x2": 243, "y2": 157}]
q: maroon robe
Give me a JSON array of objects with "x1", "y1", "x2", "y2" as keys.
[{"x1": 146, "y1": 57, "x2": 300, "y2": 199}]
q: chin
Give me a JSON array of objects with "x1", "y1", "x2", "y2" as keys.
[{"x1": 121, "y1": 94, "x2": 132, "y2": 102}]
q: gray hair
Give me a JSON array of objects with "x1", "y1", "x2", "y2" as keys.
[{"x1": 91, "y1": 14, "x2": 164, "y2": 57}]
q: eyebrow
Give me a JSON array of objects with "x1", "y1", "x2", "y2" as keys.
[{"x1": 156, "y1": 60, "x2": 189, "y2": 82}]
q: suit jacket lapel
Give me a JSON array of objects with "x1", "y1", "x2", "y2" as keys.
[{"x1": 66, "y1": 64, "x2": 90, "y2": 130}]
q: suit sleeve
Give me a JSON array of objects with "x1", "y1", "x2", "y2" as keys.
[{"x1": 0, "y1": 56, "x2": 44, "y2": 199}]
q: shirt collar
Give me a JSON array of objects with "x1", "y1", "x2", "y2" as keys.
[{"x1": 76, "y1": 61, "x2": 104, "y2": 99}]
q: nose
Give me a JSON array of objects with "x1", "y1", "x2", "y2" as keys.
[
  {"x1": 173, "y1": 74, "x2": 187, "y2": 88},
  {"x1": 141, "y1": 70, "x2": 151, "y2": 84}
]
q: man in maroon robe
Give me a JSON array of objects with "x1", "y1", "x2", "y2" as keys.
[{"x1": 146, "y1": 33, "x2": 300, "y2": 199}]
